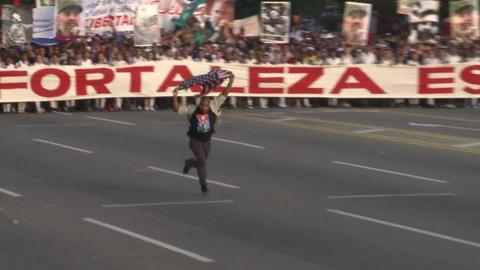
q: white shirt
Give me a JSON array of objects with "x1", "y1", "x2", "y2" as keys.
[
  {"x1": 212, "y1": 58, "x2": 226, "y2": 64},
  {"x1": 365, "y1": 52, "x2": 377, "y2": 64},
  {"x1": 16, "y1": 60, "x2": 30, "y2": 68},
  {"x1": 5, "y1": 64, "x2": 15, "y2": 70},
  {"x1": 423, "y1": 57, "x2": 440, "y2": 65},
  {"x1": 81, "y1": 59, "x2": 93, "y2": 66},
  {"x1": 133, "y1": 56, "x2": 146, "y2": 63},
  {"x1": 448, "y1": 54, "x2": 462, "y2": 64},
  {"x1": 328, "y1": 57, "x2": 341, "y2": 66},
  {"x1": 114, "y1": 60, "x2": 128, "y2": 67}
]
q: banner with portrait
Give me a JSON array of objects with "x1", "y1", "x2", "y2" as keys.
[
  {"x1": 36, "y1": 0, "x2": 55, "y2": 7},
  {"x1": 260, "y1": 1, "x2": 290, "y2": 43},
  {"x1": 233, "y1": 15, "x2": 261, "y2": 37},
  {"x1": 158, "y1": 0, "x2": 184, "y2": 32},
  {"x1": 204, "y1": 0, "x2": 235, "y2": 29},
  {"x1": 342, "y1": 2, "x2": 371, "y2": 45},
  {"x1": 408, "y1": 0, "x2": 439, "y2": 44},
  {"x1": 158, "y1": 0, "x2": 206, "y2": 32},
  {"x1": 84, "y1": 0, "x2": 137, "y2": 35},
  {"x1": 398, "y1": 0, "x2": 419, "y2": 15},
  {"x1": 176, "y1": 0, "x2": 205, "y2": 28},
  {"x1": 56, "y1": 0, "x2": 86, "y2": 39},
  {"x1": 450, "y1": 0, "x2": 479, "y2": 43},
  {"x1": 33, "y1": 7, "x2": 55, "y2": 39},
  {"x1": 1, "y1": 5, "x2": 33, "y2": 47},
  {"x1": 134, "y1": 4, "x2": 160, "y2": 46}
]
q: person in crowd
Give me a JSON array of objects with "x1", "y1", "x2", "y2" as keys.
[
  {"x1": 113, "y1": 52, "x2": 128, "y2": 110},
  {"x1": 143, "y1": 50, "x2": 157, "y2": 111},
  {"x1": 93, "y1": 52, "x2": 110, "y2": 111},
  {"x1": 2, "y1": 57, "x2": 17, "y2": 113},
  {"x1": 32, "y1": 55, "x2": 47, "y2": 113},
  {"x1": 49, "y1": 54, "x2": 62, "y2": 111}
]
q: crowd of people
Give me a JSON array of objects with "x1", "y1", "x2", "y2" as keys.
[{"x1": 1, "y1": 19, "x2": 480, "y2": 113}]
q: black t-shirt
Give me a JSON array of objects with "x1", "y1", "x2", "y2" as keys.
[{"x1": 187, "y1": 108, "x2": 217, "y2": 141}]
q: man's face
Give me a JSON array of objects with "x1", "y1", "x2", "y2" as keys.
[
  {"x1": 57, "y1": 8, "x2": 80, "y2": 34},
  {"x1": 417, "y1": 20, "x2": 438, "y2": 34},
  {"x1": 199, "y1": 98, "x2": 210, "y2": 114},
  {"x1": 210, "y1": 0, "x2": 234, "y2": 26},
  {"x1": 453, "y1": 9, "x2": 473, "y2": 30},
  {"x1": 345, "y1": 12, "x2": 364, "y2": 30}
]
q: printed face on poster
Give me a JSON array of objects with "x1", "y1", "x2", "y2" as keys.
[
  {"x1": 205, "y1": 0, "x2": 235, "y2": 28},
  {"x1": 2, "y1": 5, "x2": 33, "y2": 47},
  {"x1": 342, "y1": 2, "x2": 371, "y2": 45},
  {"x1": 56, "y1": 0, "x2": 85, "y2": 37},
  {"x1": 408, "y1": 0, "x2": 439, "y2": 44},
  {"x1": 450, "y1": 0, "x2": 479, "y2": 42},
  {"x1": 260, "y1": 1, "x2": 290, "y2": 44}
]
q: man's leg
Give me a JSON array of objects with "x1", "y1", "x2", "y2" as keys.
[{"x1": 188, "y1": 138, "x2": 209, "y2": 192}]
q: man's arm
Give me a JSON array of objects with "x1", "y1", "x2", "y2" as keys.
[
  {"x1": 221, "y1": 74, "x2": 235, "y2": 97},
  {"x1": 172, "y1": 88, "x2": 180, "y2": 113}
]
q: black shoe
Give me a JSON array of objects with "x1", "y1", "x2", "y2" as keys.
[
  {"x1": 183, "y1": 158, "x2": 193, "y2": 174},
  {"x1": 201, "y1": 185, "x2": 209, "y2": 193}
]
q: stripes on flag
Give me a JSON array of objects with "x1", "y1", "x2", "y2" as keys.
[{"x1": 177, "y1": 69, "x2": 233, "y2": 95}]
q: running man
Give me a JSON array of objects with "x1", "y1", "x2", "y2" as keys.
[{"x1": 172, "y1": 72, "x2": 235, "y2": 193}]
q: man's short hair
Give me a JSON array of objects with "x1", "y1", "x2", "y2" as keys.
[
  {"x1": 452, "y1": 0, "x2": 474, "y2": 15},
  {"x1": 345, "y1": 5, "x2": 367, "y2": 17},
  {"x1": 200, "y1": 96, "x2": 211, "y2": 104},
  {"x1": 58, "y1": 0, "x2": 83, "y2": 14}
]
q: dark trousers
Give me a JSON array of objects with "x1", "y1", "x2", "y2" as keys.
[{"x1": 189, "y1": 138, "x2": 211, "y2": 187}]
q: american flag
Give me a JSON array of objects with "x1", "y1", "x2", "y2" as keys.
[{"x1": 177, "y1": 69, "x2": 233, "y2": 95}]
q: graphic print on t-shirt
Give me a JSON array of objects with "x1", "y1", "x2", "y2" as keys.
[{"x1": 196, "y1": 113, "x2": 211, "y2": 133}]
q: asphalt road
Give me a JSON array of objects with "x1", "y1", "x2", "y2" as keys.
[{"x1": 1, "y1": 107, "x2": 479, "y2": 270}]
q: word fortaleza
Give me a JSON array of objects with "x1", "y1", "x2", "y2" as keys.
[{"x1": 0, "y1": 62, "x2": 479, "y2": 102}]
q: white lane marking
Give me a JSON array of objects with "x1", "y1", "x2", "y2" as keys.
[
  {"x1": 293, "y1": 111, "x2": 316, "y2": 114},
  {"x1": 326, "y1": 209, "x2": 480, "y2": 249},
  {"x1": 53, "y1": 111, "x2": 73, "y2": 116},
  {"x1": 321, "y1": 109, "x2": 380, "y2": 113},
  {"x1": 409, "y1": 122, "x2": 480, "y2": 132},
  {"x1": 333, "y1": 161, "x2": 448, "y2": 184},
  {"x1": 408, "y1": 122, "x2": 441, "y2": 128},
  {"x1": 0, "y1": 187, "x2": 22, "y2": 197},
  {"x1": 147, "y1": 166, "x2": 240, "y2": 189},
  {"x1": 82, "y1": 218, "x2": 214, "y2": 263},
  {"x1": 85, "y1": 116, "x2": 135, "y2": 126},
  {"x1": 327, "y1": 193, "x2": 456, "y2": 199},
  {"x1": 102, "y1": 200, "x2": 234, "y2": 208},
  {"x1": 454, "y1": 142, "x2": 480, "y2": 148},
  {"x1": 272, "y1": 117, "x2": 297, "y2": 122},
  {"x1": 212, "y1": 137, "x2": 264, "y2": 149},
  {"x1": 266, "y1": 112, "x2": 287, "y2": 115},
  {"x1": 355, "y1": 109, "x2": 380, "y2": 113},
  {"x1": 17, "y1": 124, "x2": 95, "y2": 128},
  {"x1": 321, "y1": 109, "x2": 348, "y2": 113},
  {"x1": 32, "y1": 139, "x2": 94, "y2": 154},
  {"x1": 354, "y1": 128, "x2": 385, "y2": 134}
]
